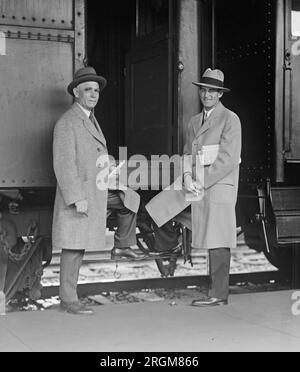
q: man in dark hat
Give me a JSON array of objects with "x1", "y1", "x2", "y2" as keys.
[
  {"x1": 52, "y1": 66, "x2": 144, "y2": 315},
  {"x1": 146, "y1": 68, "x2": 242, "y2": 306}
]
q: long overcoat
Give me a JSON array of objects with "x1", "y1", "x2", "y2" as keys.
[
  {"x1": 52, "y1": 103, "x2": 140, "y2": 251},
  {"x1": 146, "y1": 102, "x2": 242, "y2": 249}
]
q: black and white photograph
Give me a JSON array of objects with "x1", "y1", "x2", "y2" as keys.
[{"x1": 1, "y1": 0, "x2": 300, "y2": 354}]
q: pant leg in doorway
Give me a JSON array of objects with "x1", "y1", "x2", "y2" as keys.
[{"x1": 107, "y1": 191, "x2": 137, "y2": 248}]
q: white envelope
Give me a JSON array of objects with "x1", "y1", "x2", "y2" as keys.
[
  {"x1": 198, "y1": 144, "x2": 219, "y2": 165},
  {"x1": 198, "y1": 145, "x2": 242, "y2": 165}
]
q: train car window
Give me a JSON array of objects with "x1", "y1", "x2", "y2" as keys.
[
  {"x1": 292, "y1": 0, "x2": 300, "y2": 36},
  {"x1": 135, "y1": 0, "x2": 168, "y2": 37}
]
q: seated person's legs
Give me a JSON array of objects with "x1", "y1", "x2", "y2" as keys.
[
  {"x1": 152, "y1": 220, "x2": 180, "y2": 277},
  {"x1": 153, "y1": 220, "x2": 180, "y2": 252},
  {"x1": 152, "y1": 207, "x2": 191, "y2": 277},
  {"x1": 107, "y1": 190, "x2": 145, "y2": 260}
]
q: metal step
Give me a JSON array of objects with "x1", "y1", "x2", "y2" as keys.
[
  {"x1": 275, "y1": 214, "x2": 300, "y2": 240},
  {"x1": 271, "y1": 187, "x2": 300, "y2": 211},
  {"x1": 270, "y1": 187, "x2": 300, "y2": 244}
]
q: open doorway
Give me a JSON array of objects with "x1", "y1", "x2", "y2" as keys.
[{"x1": 87, "y1": 0, "x2": 175, "y2": 159}]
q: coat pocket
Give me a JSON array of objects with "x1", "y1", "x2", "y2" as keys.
[
  {"x1": 63, "y1": 180, "x2": 89, "y2": 213},
  {"x1": 209, "y1": 183, "x2": 236, "y2": 204}
]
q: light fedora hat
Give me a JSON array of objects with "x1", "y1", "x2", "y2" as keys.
[
  {"x1": 192, "y1": 68, "x2": 230, "y2": 92},
  {"x1": 67, "y1": 66, "x2": 107, "y2": 96}
]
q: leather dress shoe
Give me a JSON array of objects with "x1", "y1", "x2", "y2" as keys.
[
  {"x1": 111, "y1": 247, "x2": 146, "y2": 260},
  {"x1": 191, "y1": 297, "x2": 228, "y2": 307},
  {"x1": 60, "y1": 301, "x2": 94, "y2": 315}
]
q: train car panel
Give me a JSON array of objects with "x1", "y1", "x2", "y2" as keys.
[
  {"x1": 0, "y1": 0, "x2": 73, "y2": 29},
  {"x1": 0, "y1": 35, "x2": 73, "y2": 187},
  {"x1": 214, "y1": 0, "x2": 276, "y2": 184},
  {"x1": 0, "y1": 0, "x2": 85, "y2": 188}
]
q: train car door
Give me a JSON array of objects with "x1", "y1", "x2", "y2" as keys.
[
  {"x1": 284, "y1": 0, "x2": 300, "y2": 163},
  {"x1": 125, "y1": 0, "x2": 174, "y2": 157}
]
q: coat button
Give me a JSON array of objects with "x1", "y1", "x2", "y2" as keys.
[{"x1": 97, "y1": 147, "x2": 101, "y2": 152}]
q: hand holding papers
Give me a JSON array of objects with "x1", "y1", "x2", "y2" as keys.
[
  {"x1": 108, "y1": 160, "x2": 125, "y2": 190},
  {"x1": 184, "y1": 172, "x2": 204, "y2": 202},
  {"x1": 185, "y1": 186, "x2": 204, "y2": 202},
  {"x1": 108, "y1": 160, "x2": 125, "y2": 179}
]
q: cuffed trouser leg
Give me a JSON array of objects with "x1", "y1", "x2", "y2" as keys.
[
  {"x1": 208, "y1": 248, "x2": 231, "y2": 300},
  {"x1": 107, "y1": 191, "x2": 137, "y2": 248},
  {"x1": 153, "y1": 207, "x2": 191, "y2": 252},
  {"x1": 153, "y1": 220, "x2": 180, "y2": 252},
  {"x1": 59, "y1": 249, "x2": 84, "y2": 303}
]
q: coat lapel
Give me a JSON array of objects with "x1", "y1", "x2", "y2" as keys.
[
  {"x1": 72, "y1": 103, "x2": 107, "y2": 147},
  {"x1": 90, "y1": 114, "x2": 107, "y2": 147},
  {"x1": 194, "y1": 102, "x2": 225, "y2": 139}
]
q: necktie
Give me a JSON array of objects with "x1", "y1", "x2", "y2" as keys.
[
  {"x1": 201, "y1": 111, "x2": 207, "y2": 126},
  {"x1": 89, "y1": 112, "x2": 98, "y2": 132}
]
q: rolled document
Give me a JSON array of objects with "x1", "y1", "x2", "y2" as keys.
[{"x1": 108, "y1": 160, "x2": 125, "y2": 179}]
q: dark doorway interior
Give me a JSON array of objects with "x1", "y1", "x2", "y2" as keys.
[
  {"x1": 87, "y1": 0, "x2": 134, "y2": 159},
  {"x1": 87, "y1": 0, "x2": 173, "y2": 159}
]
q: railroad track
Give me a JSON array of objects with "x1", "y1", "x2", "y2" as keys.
[
  {"x1": 42, "y1": 249, "x2": 283, "y2": 299},
  {"x1": 41, "y1": 271, "x2": 282, "y2": 299}
]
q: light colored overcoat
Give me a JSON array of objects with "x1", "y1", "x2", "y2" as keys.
[
  {"x1": 52, "y1": 103, "x2": 140, "y2": 251},
  {"x1": 146, "y1": 102, "x2": 241, "y2": 249}
]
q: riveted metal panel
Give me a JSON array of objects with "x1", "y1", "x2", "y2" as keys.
[
  {"x1": 0, "y1": 37, "x2": 73, "y2": 187},
  {"x1": 74, "y1": 0, "x2": 86, "y2": 70},
  {"x1": 0, "y1": 0, "x2": 86, "y2": 188},
  {"x1": 214, "y1": 0, "x2": 276, "y2": 184},
  {"x1": 0, "y1": 0, "x2": 73, "y2": 29}
]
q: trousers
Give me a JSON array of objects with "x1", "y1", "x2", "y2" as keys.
[
  {"x1": 59, "y1": 190, "x2": 137, "y2": 303},
  {"x1": 152, "y1": 210, "x2": 231, "y2": 300}
]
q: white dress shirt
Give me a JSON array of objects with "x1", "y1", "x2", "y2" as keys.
[{"x1": 76, "y1": 102, "x2": 91, "y2": 118}]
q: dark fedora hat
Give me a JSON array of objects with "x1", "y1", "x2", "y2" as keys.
[
  {"x1": 192, "y1": 68, "x2": 230, "y2": 92},
  {"x1": 67, "y1": 66, "x2": 107, "y2": 96}
]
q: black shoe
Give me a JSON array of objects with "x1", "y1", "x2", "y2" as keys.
[
  {"x1": 60, "y1": 301, "x2": 94, "y2": 315},
  {"x1": 191, "y1": 297, "x2": 228, "y2": 307},
  {"x1": 111, "y1": 247, "x2": 146, "y2": 260}
]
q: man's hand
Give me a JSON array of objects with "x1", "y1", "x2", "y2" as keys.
[
  {"x1": 108, "y1": 168, "x2": 119, "y2": 190},
  {"x1": 108, "y1": 161, "x2": 125, "y2": 190},
  {"x1": 184, "y1": 173, "x2": 203, "y2": 194},
  {"x1": 75, "y1": 199, "x2": 88, "y2": 216}
]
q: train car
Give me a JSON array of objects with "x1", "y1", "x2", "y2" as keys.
[
  {"x1": 0, "y1": 0, "x2": 300, "y2": 302},
  {"x1": 213, "y1": 0, "x2": 300, "y2": 280}
]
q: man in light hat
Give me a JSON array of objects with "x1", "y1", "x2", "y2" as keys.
[
  {"x1": 52, "y1": 66, "x2": 143, "y2": 315},
  {"x1": 146, "y1": 68, "x2": 242, "y2": 306}
]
